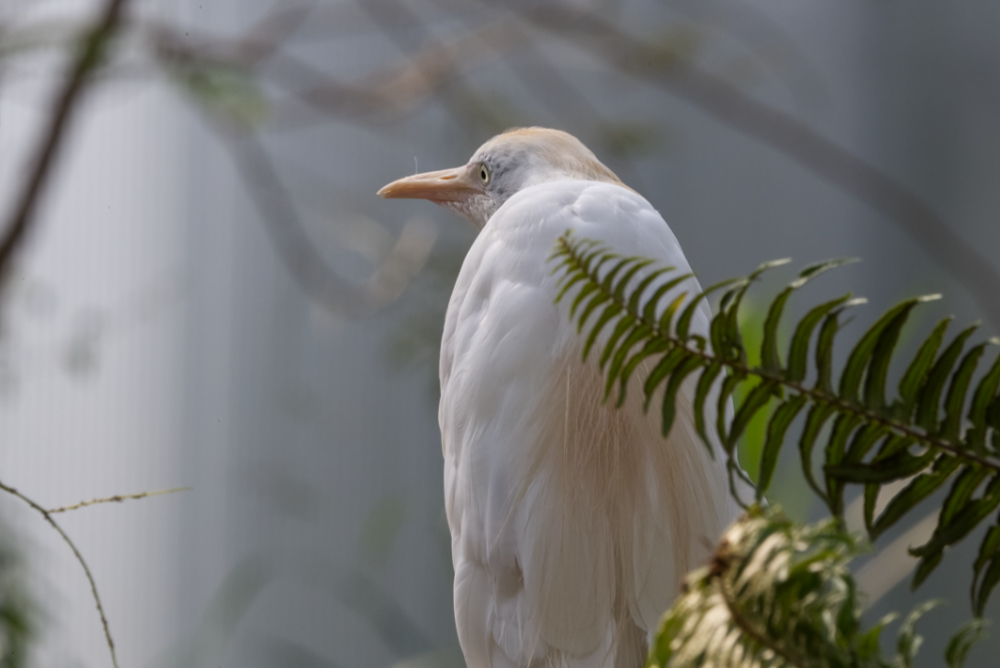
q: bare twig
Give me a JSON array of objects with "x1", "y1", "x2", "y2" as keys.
[
  {"x1": 0, "y1": 479, "x2": 119, "y2": 668},
  {"x1": 48, "y1": 486, "x2": 190, "y2": 514},
  {"x1": 524, "y1": 5, "x2": 1000, "y2": 328},
  {"x1": 0, "y1": 0, "x2": 129, "y2": 290}
]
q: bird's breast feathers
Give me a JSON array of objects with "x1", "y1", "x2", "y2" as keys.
[{"x1": 440, "y1": 180, "x2": 739, "y2": 668}]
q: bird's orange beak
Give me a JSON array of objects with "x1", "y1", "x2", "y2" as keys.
[{"x1": 377, "y1": 165, "x2": 482, "y2": 204}]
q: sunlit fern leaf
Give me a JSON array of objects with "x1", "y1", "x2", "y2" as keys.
[
  {"x1": 646, "y1": 506, "x2": 942, "y2": 668},
  {"x1": 549, "y1": 232, "x2": 1000, "y2": 612}
]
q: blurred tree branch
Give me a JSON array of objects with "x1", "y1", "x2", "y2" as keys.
[
  {"x1": 0, "y1": 0, "x2": 128, "y2": 293},
  {"x1": 0, "y1": 4, "x2": 188, "y2": 667},
  {"x1": 139, "y1": 0, "x2": 1000, "y2": 328},
  {"x1": 146, "y1": 3, "x2": 451, "y2": 320},
  {"x1": 666, "y1": 0, "x2": 830, "y2": 109},
  {"x1": 519, "y1": 3, "x2": 1000, "y2": 328},
  {"x1": 147, "y1": 11, "x2": 519, "y2": 130},
  {"x1": 228, "y1": 133, "x2": 436, "y2": 319}
]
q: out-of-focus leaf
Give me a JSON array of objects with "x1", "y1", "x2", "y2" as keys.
[
  {"x1": 597, "y1": 121, "x2": 662, "y2": 159},
  {"x1": 263, "y1": 639, "x2": 345, "y2": 668},
  {"x1": 895, "y1": 600, "x2": 941, "y2": 668},
  {"x1": 945, "y1": 618, "x2": 988, "y2": 668},
  {"x1": 335, "y1": 569, "x2": 433, "y2": 657},
  {"x1": 360, "y1": 495, "x2": 407, "y2": 568},
  {"x1": 165, "y1": 61, "x2": 268, "y2": 129}
]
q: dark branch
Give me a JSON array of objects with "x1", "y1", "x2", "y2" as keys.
[{"x1": 0, "y1": 0, "x2": 129, "y2": 289}]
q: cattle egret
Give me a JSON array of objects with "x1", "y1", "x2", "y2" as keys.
[{"x1": 379, "y1": 128, "x2": 742, "y2": 668}]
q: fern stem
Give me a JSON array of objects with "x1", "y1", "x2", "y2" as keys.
[
  {"x1": 764, "y1": 373, "x2": 1000, "y2": 472},
  {"x1": 717, "y1": 575, "x2": 810, "y2": 668},
  {"x1": 554, "y1": 236, "x2": 1000, "y2": 477}
]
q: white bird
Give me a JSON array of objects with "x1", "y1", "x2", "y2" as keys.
[{"x1": 379, "y1": 128, "x2": 742, "y2": 668}]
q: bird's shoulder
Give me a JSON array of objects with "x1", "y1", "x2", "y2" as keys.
[
  {"x1": 485, "y1": 179, "x2": 691, "y2": 275},
  {"x1": 454, "y1": 180, "x2": 683, "y2": 288},
  {"x1": 494, "y1": 179, "x2": 658, "y2": 236},
  {"x1": 439, "y1": 179, "x2": 695, "y2": 391}
]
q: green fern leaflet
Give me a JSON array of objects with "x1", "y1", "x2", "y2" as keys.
[
  {"x1": 647, "y1": 506, "x2": 986, "y2": 668},
  {"x1": 549, "y1": 232, "x2": 1000, "y2": 615}
]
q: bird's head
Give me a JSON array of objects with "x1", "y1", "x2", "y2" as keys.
[{"x1": 377, "y1": 127, "x2": 625, "y2": 228}]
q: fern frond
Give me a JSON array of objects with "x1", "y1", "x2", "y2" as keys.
[
  {"x1": 647, "y1": 506, "x2": 943, "y2": 668},
  {"x1": 550, "y1": 232, "x2": 1000, "y2": 613}
]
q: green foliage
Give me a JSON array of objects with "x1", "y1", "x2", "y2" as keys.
[
  {"x1": 549, "y1": 232, "x2": 1000, "y2": 619},
  {"x1": 160, "y1": 57, "x2": 268, "y2": 130},
  {"x1": 732, "y1": 299, "x2": 782, "y2": 484},
  {"x1": 647, "y1": 506, "x2": 950, "y2": 668},
  {"x1": 0, "y1": 542, "x2": 33, "y2": 668},
  {"x1": 731, "y1": 301, "x2": 816, "y2": 522}
]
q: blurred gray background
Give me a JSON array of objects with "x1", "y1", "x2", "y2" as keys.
[{"x1": 1, "y1": 0, "x2": 999, "y2": 666}]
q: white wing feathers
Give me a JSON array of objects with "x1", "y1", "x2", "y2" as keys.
[{"x1": 440, "y1": 181, "x2": 741, "y2": 668}]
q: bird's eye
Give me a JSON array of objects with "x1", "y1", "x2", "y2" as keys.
[{"x1": 479, "y1": 165, "x2": 490, "y2": 184}]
